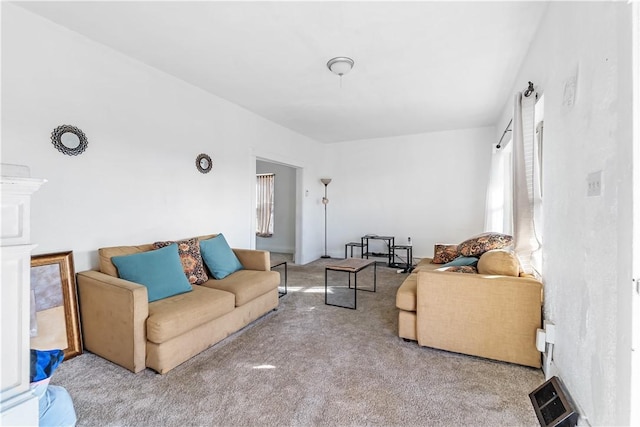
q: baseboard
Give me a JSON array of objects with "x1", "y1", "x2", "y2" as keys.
[
  {"x1": 541, "y1": 359, "x2": 591, "y2": 427},
  {"x1": 256, "y1": 245, "x2": 294, "y2": 254},
  {"x1": 542, "y1": 354, "x2": 560, "y2": 380}
]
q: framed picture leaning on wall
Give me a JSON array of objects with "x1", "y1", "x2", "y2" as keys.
[{"x1": 30, "y1": 251, "x2": 82, "y2": 360}]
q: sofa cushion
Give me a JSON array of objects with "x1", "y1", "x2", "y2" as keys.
[
  {"x1": 154, "y1": 237, "x2": 209, "y2": 285},
  {"x1": 431, "y1": 244, "x2": 459, "y2": 264},
  {"x1": 200, "y1": 234, "x2": 244, "y2": 279},
  {"x1": 436, "y1": 265, "x2": 478, "y2": 274},
  {"x1": 203, "y1": 270, "x2": 279, "y2": 307},
  {"x1": 477, "y1": 249, "x2": 520, "y2": 276},
  {"x1": 442, "y1": 256, "x2": 479, "y2": 267},
  {"x1": 99, "y1": 243, "x2": 155, "y2": 277},
  {"x1": 111, "y1": 244, "x2": 192, "y2": 302},
  {"x1": 146, "y1": 286, "x2": 235, "y2": 344},
  {"x1": 396, "y1": 273, "x2": 417, "y2": 312},
  {"x1": 457, "y1": 232, "x2": 513, "y2": 257}
]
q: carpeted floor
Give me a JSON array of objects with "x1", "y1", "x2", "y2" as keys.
[{"x1": 53, "y1": 256, "x2": 544, "y2": 426}]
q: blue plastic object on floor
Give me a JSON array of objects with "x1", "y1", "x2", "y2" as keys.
[
  {"x1": 30, "y1": 349, "x2": 77, "y2": 426},
  {"x1": 30, "y1": 349, "x2": 64, "y2": 382},
  {"x1": 38, "y1": 385, "x2": 77, "y2": 427}
]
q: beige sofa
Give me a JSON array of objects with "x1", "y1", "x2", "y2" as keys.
[
  {"x1": 396, "y1": 255, "x2": 543, "y2": 368},
  {"x1": 76, "y1": 234, "x2": 280, "y2": 374}
]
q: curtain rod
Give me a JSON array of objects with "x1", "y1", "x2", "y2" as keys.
[
  {"x1": 523, "y1": 81, "x2": 535, "y2": 98},
  {"x1": 496, "y1": 81, "x2": 535, "y2": 149},
  {"x1": 496, "y1": 118, "x2": 512, "y2": 149}
]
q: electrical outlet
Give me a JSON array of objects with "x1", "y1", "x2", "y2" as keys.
[
  {"x1": 587, "y1": 170, "x2": 602, "y2": 197},
  {"x1": 544, "y1": 321, "x2": 556, "y2": 344},
  {"x1": 536, "y1": 329, "x2": 546, "y2": 352}
]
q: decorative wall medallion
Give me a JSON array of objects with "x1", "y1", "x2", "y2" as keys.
[
  {"x1": 195, "y1": 153, "x2": 212, "y2": 174},
  {"x1": 51, "y1": 125, "x2": 88, "y2": 156}
]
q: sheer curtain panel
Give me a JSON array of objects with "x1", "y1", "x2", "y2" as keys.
[
  {"x1": 512, "y1": 91, "x2": 542, "y2": 275},
  {"x1": 484, "y1": 143, "x2": 513, "y2": 234}
]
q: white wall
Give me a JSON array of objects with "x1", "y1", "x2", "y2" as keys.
[
  {"x1": 324, "y1": 127, "x2": 493, "y2": 259},
  {"x1": 1, "y1": 4, "x2": 325, "y2": 271},
  {"x1": 494, "y1": 3, "x2": 634, "y2": 425},
  {"x1": 255, "y1": 160, "x2": 296, "y2": 254}
]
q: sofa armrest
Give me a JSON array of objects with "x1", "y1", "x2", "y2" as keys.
[
  {"x1": 416, "y1": 270, "x2": 542, "y2": 367},
  {"x1": 232, "y1": 248, "x2": 270, "y2": 271},
  {"x1": 76, "y1": 271, "x2": 149, "y2": 373}
]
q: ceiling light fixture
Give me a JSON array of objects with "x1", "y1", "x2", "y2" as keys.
[{"x1": 327, "y1": 57, "x2": 354, "y2": 87}]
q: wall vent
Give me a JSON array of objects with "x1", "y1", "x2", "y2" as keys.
[{"x1": 529, "y1": 376, "x2": 579, "y2": 427}]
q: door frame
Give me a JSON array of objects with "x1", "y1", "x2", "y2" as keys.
[
  {"x1": 251, "y1": 155, "x2": 304, "y2": 265},
  {"x1": 630, "y1": 2, "x2": 639, "y2": 425}
]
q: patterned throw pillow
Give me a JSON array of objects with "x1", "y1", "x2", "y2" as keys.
[
  {"x1": 457, "y1": 232, "x2": 513, "y2": 257},
  {"x1": 437, "y1": 266, "x2": 478, "y2": 274},
  {"x1": 431, "y1": 244, "x2": 459, "y2": 264},
  {"x1": 153, "y1": 237, "x2": 208, "y2": 285}
]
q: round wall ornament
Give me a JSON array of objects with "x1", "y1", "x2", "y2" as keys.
[
  {"x1": 51, "y1": 125, "x2": 88, "y2": 156},
  {"x1": 195, "y1": 153, "x2": 212, "y2": 174}
]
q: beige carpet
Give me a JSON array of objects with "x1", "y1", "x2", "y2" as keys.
[{"x1": 53, "y1": 257, "x2": 544, "y2": 426}]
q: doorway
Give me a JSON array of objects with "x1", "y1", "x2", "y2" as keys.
[
  {"x1": 631, "y1": 3, "x2": 639, "y2": 425},
  {"x1": 255, "y1": 159, "x2": 298, "y2": 263}
]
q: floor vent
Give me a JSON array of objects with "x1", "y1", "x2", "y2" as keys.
[{"x1": 529, "y1": 376, "x2": 579, "y2": 427}]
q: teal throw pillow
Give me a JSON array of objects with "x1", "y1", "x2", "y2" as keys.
[
  {"x1": 442, "y1": 256, "x2": 479, "y2": 267},
  {"x1": 199, "y1": 234, "x2": 244, "y2": 279},
  {"x1": 112, "y1": 243, "x2": 192, "y2": 302}
]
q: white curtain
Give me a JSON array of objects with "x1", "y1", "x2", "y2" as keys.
[
  {"x1": 484, "y1": 143, "x2": 512, "y2": 233},
  {"x1": 256, "y1": 174, "x2": 274, "y2": 237},
  {"x1": 512, "y1": 91, "x2": 542, "y2": 275}
]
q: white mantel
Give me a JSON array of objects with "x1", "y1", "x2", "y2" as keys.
[{"x1": 1, "y1": 165, "x2": 46, "y2": 426}]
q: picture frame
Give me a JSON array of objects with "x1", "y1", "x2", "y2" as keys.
[{"x1": 30, "y1": 251, "x2": 83, "y2": 360}]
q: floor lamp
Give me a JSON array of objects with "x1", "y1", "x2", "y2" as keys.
[{"x1": 321, "y1": 178, "x2": 332, "y2": 258}]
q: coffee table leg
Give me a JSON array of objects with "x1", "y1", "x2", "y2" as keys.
[
  {"x1": 353, "y1": 271, "x2": 357, "y2": 310},
  {"x1": 374, "y1": 262, "x2": 377, "y2": 292},
  {"x1": 324, "y1": 268, "x2": 328, "y2": 305},
  {"x1": 325, "y1": 269, "x2": 357, "y2": 309}
]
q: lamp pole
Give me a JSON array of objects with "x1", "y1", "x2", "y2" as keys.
[{"x1": 321, "y1": 178, "x2": 332, "y2": 258}]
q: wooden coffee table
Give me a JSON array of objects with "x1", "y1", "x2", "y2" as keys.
[{"x1": 324, "y1": 258, "x2": 377, "y2": 309}]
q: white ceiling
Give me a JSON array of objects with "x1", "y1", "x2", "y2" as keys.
[{"x1": 15, "y1": 1, "x2": 548, "y2": 143}]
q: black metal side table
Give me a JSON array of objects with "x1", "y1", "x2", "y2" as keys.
[
  {"x1": 271, "y1": 261, "x2": 288, "y2": 297},
  {"x1": 344, "y1": 241, "x2": 367, "y2": 258},
  {"x1": 361, "y1": 235, "x2": 395, "y2": 266},
  {"x1": 390, "y1": 245, "x2": 413, "y2": 273}
]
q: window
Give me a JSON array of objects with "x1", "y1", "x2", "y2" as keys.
[
  {"x1": 484, "y1": 140, "x2": 513, "y2": 234},
  {"x1": 256, "y1": 174, "x2": 274, "y2": 237}
]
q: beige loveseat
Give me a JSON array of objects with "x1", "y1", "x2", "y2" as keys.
[
  {"x1": 76, "y1": 234, "x2": 280, "y2": 374},
  {"x1": 396, "y1": 252, "x2": 543, "y2": 368}
]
